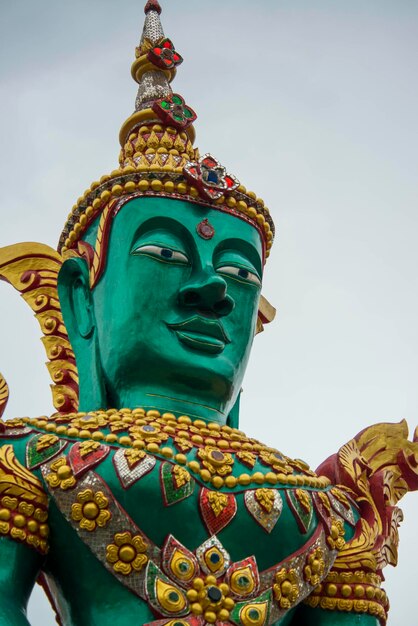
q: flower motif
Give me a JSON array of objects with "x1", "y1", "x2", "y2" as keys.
[
  {"x1": 273, "y1": 567, "x2": 300, "y2": 609},
  {"x1": 148, "y1": 38, "x2": 183, "y2": 70},
  {"x1": 183, "y1": 154, "x2": 239, "y2": 201},
  {"x1": 129, "y1": 423, "x2": 169, "y2": 445},
  {"x1": 71, "y1": 488, "x2": 111, "y2": 532},
  {"x1": 153, "y1": 94, "x2": 197, "y2": 130},
  {"x1": 106, "y1": 531, "x2": 149, "y2": 576},
  {"x1": 303, "y1": 547, "x2": 325, "y2": 587},
  {"x1": 258, "y1": 450, "x2": 293, "y2": 475},
  {"x1": 197, "y1": 446, "x2": 234, "y2": 477},
  {"x1": 186, "y1": 575, "x2": 235, "y2": 623},
  {"x1": 46, "y1": 457, "x2": 76, "y2": 490},
  {"x1": 327, "y1": 517, "x2": 346, "y2": 551}
]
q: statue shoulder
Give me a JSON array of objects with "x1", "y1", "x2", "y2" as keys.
[
  {"x1": 0, "y1": 418, "x2": 49, "y2": 555},
  {"x1": 303, "y1": 420, "x2": 418, "y2": 625}
]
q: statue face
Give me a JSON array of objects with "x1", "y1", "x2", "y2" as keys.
[{"x1": 85, "y1": 196, "x2": 263, "y2": 418}]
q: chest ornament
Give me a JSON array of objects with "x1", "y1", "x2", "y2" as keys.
[{"x1": 41, "y1": 450, "x2": 347, "y2": 626}]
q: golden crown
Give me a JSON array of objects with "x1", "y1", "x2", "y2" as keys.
[{"x1": 58, "y1": 0, "x2": 275, "y2": 260}]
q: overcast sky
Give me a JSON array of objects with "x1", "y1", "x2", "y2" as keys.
[{"x1": 0, "y1": 1, "x2": 417, "y2": 624}]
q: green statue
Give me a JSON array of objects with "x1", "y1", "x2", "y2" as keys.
[{"x1": 0, "y1": 3, "x2": 417, "y2": 625}]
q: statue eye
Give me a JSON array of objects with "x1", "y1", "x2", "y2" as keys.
[
  {"x1": 133, "y1": 244, "x2": 189, "y2": 264},
  {"x1": 216, "y1": 265, "x2": 261, "y2": 287}
]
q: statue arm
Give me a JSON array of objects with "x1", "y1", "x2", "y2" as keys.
[
  {"x1": 0, "y1": 439, "x2": 50, "y2": 624},
  {"x1": 0, "y1": 537, "x2": 45, "y2": 625}
]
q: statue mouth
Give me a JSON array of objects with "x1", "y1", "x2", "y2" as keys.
[{"x1": 166, "y1": 316, "x2": 231, "y2": 354}]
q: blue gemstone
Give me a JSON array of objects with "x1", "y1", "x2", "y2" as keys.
[
  {"x1": 143, "y1": 425, "x2": 155, "y2": 432},
  {"x1": 207, "y1": 170, "x2": 219, "y2": 184},
  {"x1": 207, "y1": 586, "x2": 222, "y2": 602}
]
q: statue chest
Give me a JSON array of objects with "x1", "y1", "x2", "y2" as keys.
[{"x1": 35, "y1": 434, "x2": 355, "y2": 626}]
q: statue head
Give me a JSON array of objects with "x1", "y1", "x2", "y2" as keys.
[{"x1": 56, "y1": 1, "x2": 275, "y2": 425}]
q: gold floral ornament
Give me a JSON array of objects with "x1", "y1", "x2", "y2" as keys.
[
  {"x1": 208, "y1": 491, "x2": 228, "y2": 517},
  {"x1": 327, "y1": 517, "x2": 346, "y2": 551},
  {"x1": 46, "y1": 457, "x2": 76, "y2": 490},
  {"x1": 197, "y1": 446, "x2": 234, "y2": 477},
  {"x1": 273, "y1": 567, "x2": 300, "y2": 609},
  {"x1": 71, "y1": 488, "x2": 111, "y2": 532},
  {"x1": 106, "y1": 531, "x2": 148, "y2": 576},
  {"x1": 258, "y1": 450, "x2": 293, "y2": 475},
  {"x1": 187, "y1": 575, "x2": 235, "y2": 623},
  {"x1": 255, "y1": 488, "x2": 276, "y2": 513},
  {"x1": 304, "y1": 547, "x2": 325, "y2": 587}
]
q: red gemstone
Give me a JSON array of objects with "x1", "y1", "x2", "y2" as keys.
[
  {"x1": 203, "y1": 158, "x2": 217, "y2": 168},
  {"x1": 163, "y1": 40, "x2": 172, "y2": 49},
  {"x1": 197, "y1": 218, "x2": 215, "y2": 240},
  {"x1": 173, "y1": 53, "x2": 180, "y2": 61},
  {"x1": 154, "y1": 47, "x2": 162, "y2": 55},
  {"x1": 225, "y1": 176, "x2": 234, "y2": 188},
  {"x1": 164, "y1": 58, "x2": 172, "y2": 66}
]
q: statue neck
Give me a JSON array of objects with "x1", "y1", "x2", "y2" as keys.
[{"x1": 78, "y1": 381, "x2": 240, "y2": 426}]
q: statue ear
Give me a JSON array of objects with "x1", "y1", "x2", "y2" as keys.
[{"x1": 58, "y1": 257, "x2": 95, "y2": 340}]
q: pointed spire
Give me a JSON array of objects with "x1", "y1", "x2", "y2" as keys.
[
  {"x1": 144, "y1": 0, "x2": 162, "y2": 15},
  {"x1": 140, "y1": 0, "x2": 164, "y2": 48}
]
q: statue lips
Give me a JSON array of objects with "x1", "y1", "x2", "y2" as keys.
[{"x1": 166, "y1": 316, "x2": 231, "y2": 355}]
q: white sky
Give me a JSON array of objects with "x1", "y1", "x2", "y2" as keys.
[{"x1": 0, "y1": 1, "x2": 417, "y2": 624}]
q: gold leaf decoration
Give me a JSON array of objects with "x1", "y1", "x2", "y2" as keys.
[
  {"x1": 0, "y1": 373, "x2": 9, "y2": 419},
  {"x1": 0, "y1": 445, "x2": 47, "y2": 506},
  {"x1": 0, "y1": 242, "x2": 78, "y2": 412}
]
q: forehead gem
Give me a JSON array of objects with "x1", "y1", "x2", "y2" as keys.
[{"x1": 197, "y1": 218, "x2": 215, "y2": 240}]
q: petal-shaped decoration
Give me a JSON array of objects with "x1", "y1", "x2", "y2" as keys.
[
  {"x1": 286, "y1": 489, "x2": 314, "y2": 534},
  {"x1": 230, "y1": 589, "x2": 272, "y2": 626},
  {"x1": 68, "y1": 441, "x2": 109, "y2": 477},
  {"x1": 161, "y1": 535, "x2": 200, "y2": 588},
  {"x1": 199, "y1": 487, "x2": 237, "y2": 535},
  {"x1": 225, "y1": 556, "x2": 260, "y2": 600},
  {"x1": 146, "y1": 560, "x2": 189, "y2": 617},
  {"x1": 195, "y1": 536, "x2": 230, "y2": 577},
  {"x1": 327, "y1": 489, "x2": 356, "y2": 526},
  {"x1": 244, "y1": 489, "x2": 283, "y2": 534},
  {"x1": 26, "y1": 433, "x2": 68, "y2": 470},
  {"x1": 161, "y1": 462, "x2": 195, "y2": 506},
  {"x1": 113, "y1": 447, "x2": 156, "y2": 489}
]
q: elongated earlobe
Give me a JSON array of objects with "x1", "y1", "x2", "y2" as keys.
[
  {"x1": 58, "y1": 257, "x2": 107, "y2": 411},
  {"x1": 58, "y1": 258, "x2": 94, "y2": 339}
]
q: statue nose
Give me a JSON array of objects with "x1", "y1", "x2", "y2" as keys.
[{"x1": 178, "y1": 274, "x2": 235, "y2": 317}]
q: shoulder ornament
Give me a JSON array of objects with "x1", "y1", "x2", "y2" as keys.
[
  {"x1": 304, "y1": 420, "x2": 418, "y2": 625},
  {"x1": 0, "y1": 444, "x2": 49, "y2": 554}
]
